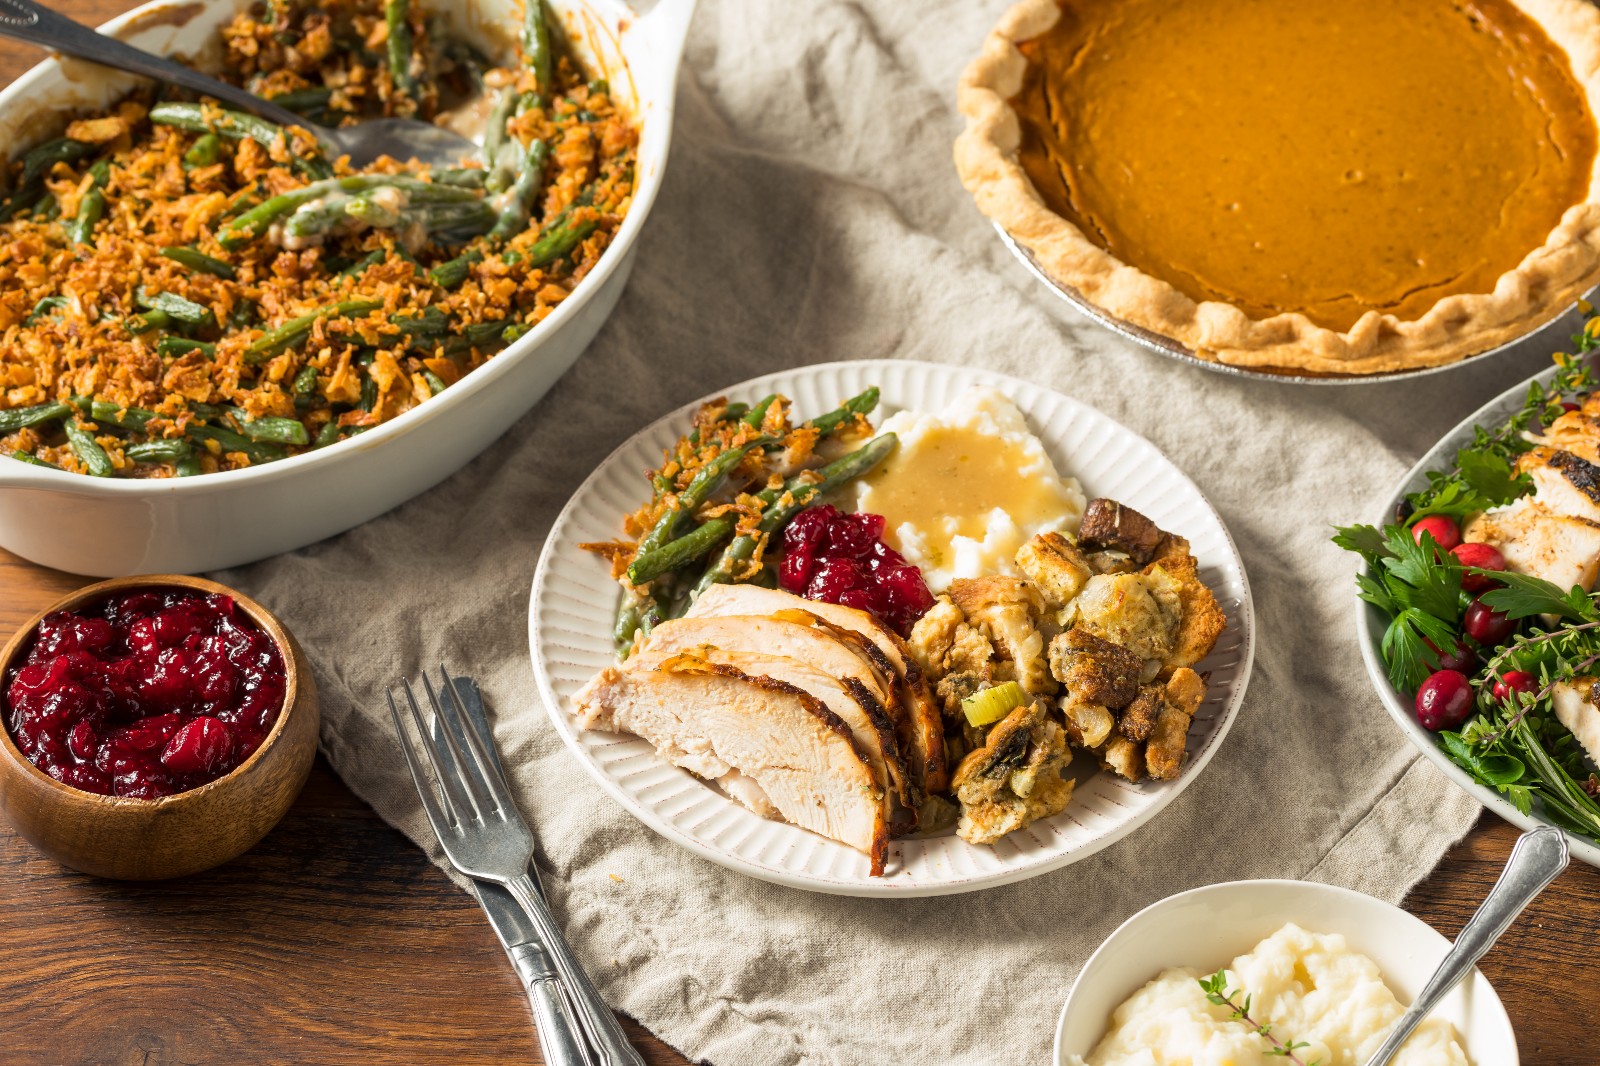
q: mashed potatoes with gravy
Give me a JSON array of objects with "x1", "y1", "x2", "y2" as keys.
[
  {"x1": 1070, "y1": 924, "x2": 1471, "y2": 1066},
  {"x1": 851, "y1": 388, "x2": 1084, "y2": 590}
]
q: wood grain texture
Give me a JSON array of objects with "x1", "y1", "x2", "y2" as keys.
[{"x1": 1, "y1": 6, "x2": 1599, "y2": 1062}]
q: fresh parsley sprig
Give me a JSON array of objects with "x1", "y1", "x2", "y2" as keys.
[
  {"x1": 1333, "y1": 523, "x2": 1463, "y2": 691},
  {"x1": 1197, "y1": 970, "x2": 1319, "y2": 1065}
]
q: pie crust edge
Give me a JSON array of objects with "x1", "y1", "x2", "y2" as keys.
[{"x1": 953, "y1": 0, "x2": 1600, "y2": 376}]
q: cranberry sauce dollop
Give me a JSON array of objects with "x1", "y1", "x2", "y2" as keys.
[
  {"x1": 778, "y1": 505, "x2": 936, "y2": 636},
  {"x1": 3, "y1": 589, "x2": 287, "y2": 799}
]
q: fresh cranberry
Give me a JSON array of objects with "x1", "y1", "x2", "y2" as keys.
[
  {"x1": 2, "y1": 588, "x2": 285, "y2": 800},
  {"x1": 1463, "y1": 597, "x2": 1516, "y2": 646},
  {"x1": 1426, "y1": 639, "x2": 1477, "y2": 675},
  {"x1": 1416, "y1": 669, "x2": 1475, "y2": 731},
  {"x1": 1411, "y1": 514, "x2": 1461, "y2": 552},
  {"x1": 1492, "y1": 670, "x2": 1538, "y2": 702},
  {"x1": 778, "y1": 550, "x2": 816, "y2": 593},
  {"x1": 1562, "y1": 401, "x2": 1582, "y2": 413},
  {"x1": 1452, "y1": 542, "x2": 1508, "y2": 592}
]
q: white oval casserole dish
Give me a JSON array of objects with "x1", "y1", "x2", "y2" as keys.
[{"x1": 0, "y1": 0, "x2": 693, "y2": 576}]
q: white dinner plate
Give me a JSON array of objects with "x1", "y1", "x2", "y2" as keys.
[
  {"x1": 1360, "y1": 362, "x2": 1600, "y2": 868},
  {"x1": 529, "y1": 360, "x2": 1256, "y2": 895}
]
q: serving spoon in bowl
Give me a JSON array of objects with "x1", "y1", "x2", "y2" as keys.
[
  {"x1": 0, "y1": 0, "x2": 478, "y2": 168},
  {"x1": 1362, "y1": 825, "x2": 1570, "y2": 1066}
]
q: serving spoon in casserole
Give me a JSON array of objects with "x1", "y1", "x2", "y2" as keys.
[{"x1": 0, "y1": 0, "x2": 478, "y2": 168}]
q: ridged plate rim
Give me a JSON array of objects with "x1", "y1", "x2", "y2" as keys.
[{"x1": 529, "y1": 360, "x2": 1257, "y2": 896}]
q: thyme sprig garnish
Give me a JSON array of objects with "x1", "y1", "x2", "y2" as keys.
[{"x1": 1197, "y1": 970, "x2": 1319, "y2": 1064}]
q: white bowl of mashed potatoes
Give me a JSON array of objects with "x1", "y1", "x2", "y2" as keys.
[{"x1": 1055, "y1": 879, "x2": 1516, "y2": 1066}]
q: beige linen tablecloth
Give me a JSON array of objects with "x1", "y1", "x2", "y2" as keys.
[{"x1": 219, "y1": 2, "x2": 1556, "y2": 1061}]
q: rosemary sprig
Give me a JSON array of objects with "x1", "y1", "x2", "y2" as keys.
[{"x1": 1197, "y1": 970, "x2": 1319, "y2": 1064}]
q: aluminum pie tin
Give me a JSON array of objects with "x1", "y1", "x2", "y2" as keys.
[{"x1": 997, "y1": 225, "x2": 1590, "y2": 385}]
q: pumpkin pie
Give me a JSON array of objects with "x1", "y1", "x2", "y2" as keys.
[{"x1": 956, "y1": 0, "x2": 1600, "y2": 375}]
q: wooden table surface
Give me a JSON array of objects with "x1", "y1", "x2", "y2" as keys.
[{"x1": 3, "y1": 7, "x2": 1600, "y2": 1063}]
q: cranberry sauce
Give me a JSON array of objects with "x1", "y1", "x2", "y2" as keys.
[
  {"x1": 778, "y1": 505, "x2": 936, "y2": 636},
  {"x1": 3, "y1": 588, "x2": 287, "y2": 799}
]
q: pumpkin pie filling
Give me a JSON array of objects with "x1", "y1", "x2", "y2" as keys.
[{"x1": 1009, "y1": 0, "x2": 1599, "y2": 332}]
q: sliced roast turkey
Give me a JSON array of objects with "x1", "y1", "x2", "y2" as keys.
[
  {"x1": 632, "y1": 638, "x2": 914, "y2": 834},
  {"x1": 574, "y1": 653, "x2": 888, "y2": 873},
  {"x1": 686, "y1": 583, "x2": 949, "y2": 793}
]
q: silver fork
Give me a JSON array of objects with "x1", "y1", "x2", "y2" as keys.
[{"x1": 389, "y1": 668, "x2": 646, "y2": 1066}]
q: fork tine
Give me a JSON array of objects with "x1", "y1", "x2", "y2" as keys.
[
  {"x1": 386, "y1": 688, "x2": 456, "y2": 838},
  {"x1": 437, "y1": 664, "x2": 519, "y2": 814},
  {"x1": 421, "y1": 670, "x2": 498, "y2": 818},
  {"x1": 401, "y1": 676, "x2": 482, "y2": 824},
  {"x1": 446, "y1": 669, "x2": 508, "y2": 781}
]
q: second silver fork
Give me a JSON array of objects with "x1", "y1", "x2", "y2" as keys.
[{"x1": 388, "y1": 668, "x2": 645, "y2": 1066}]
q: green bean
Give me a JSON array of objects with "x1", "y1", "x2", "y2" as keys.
[
  {"x1": 64, "y1": 421, "x2": 113, "y2": 476},
  {"x1": 65, "y1": 187, "x2": 103, "y2": 244},
  {"x1": 245, "y1": 299, "x2": 382, "y2": 363},
  {"x1": 692, "y1": 434, "x2": 898, "y2": 595},
  {"x1": 126, "y1": 438, "x2": 193, "y2": 463},
  {"x1": 283, "y1": 197, "x2": 356, "y2": 239},
  {"x1": 631, "y1": 437, "x2": 771, "y2": 573},
  {"x1": 86, "y1": 400, "x2": 152, "y2": 432},
  {"x1": 10, "y1": 449, "x2": 55, "y2": 468},
  {"x1": 65, "y1": 160, "x2": 110, "y2": 245},
  {"x1": 221, "y1": 175, "x2": 480, "y2": 248},
  {"x1": 160, "y1": 246, "x2": 236, "y2": 280},
  {"x1": 588, "y1": 78, "x2": 610, "y2": 97},
  {"x1": 136, "y1": 290, "x2": 217, "y2": 330},
  {"x1": 183, "y1": 132, "x2": 222, "y2": 168},
  {"x1": 293, "y1": 365, "x2": 319, "y2": 394},
  {"x1": 24, "y1": 296, "x2": 67, "y2": 326},
  {"x1": 631, "y1": 514, "x2": 737, "y2": 586},
  {"x1": 481, "y1": 86, "x2": 518, "y2": 177},
  {"x1": 314, "y1": 420, "x2": 342, "y2": 448},
  {"x1": 386, "y1": 0, "x2": 418, "y2": 95},
  {"x1": 337, "y1": 248, "x2": 386, "y2": 280},
  {"x1": 344, "y1": 192, "x2": 401, "y2": 228},
  {"x1": 359, "y1": 371, "x2": 378, "y2": 414},
  {"x1": 149, "y1": 102, "x2": 331, "y2": 179},
  {"x1": 420, "y1": 200, "x2": 498, "y2": 238},
  {"x1": 434, "y1": 167, "x2": 487, "y2": 189},
  {"x1": 0, "y1": 138, "x2": 95, "y2": 222},
  {"x1": 488, "y1": 139, "x2": 549, "y2": 243},
  {"x1": 175, "y1": 453, "x2": 204, "y2": 477},
  {"x1": 187, "y1": 423, "x2": 286, "y2": 464},
  {"x1": 422, "y1": 369, "x2": 447, "y2": 396},
  {"x1": 743, "y1": 394, "x2": 777, "y2": 429},
  {"x1": 503, "y1": 322, "x2": 532, "y2": 344},
  {"x1": 0, "y1": 402, "x2": 70, "y2": 434},
  {"x1": 156, "y1": 338, "x2": 216, "y2": 359},
  {"x1": 806, "y1": 387, "x2": 879, "y2": 437},
  {"x1": 270, "y1": 87, "x2": 335, "y2": 115},
  {"x1": 428, "y1": 249, "x2": 482, "y2": 288},
  {"x1": 127, "y1": 309, "x2": 172, "y2": 334},
  {"x1": 227, "y1": 411, "x2": 310, "y2": 447},
  {"x1": 228, "y1": 300, "x2": 259, "y2": 330},
  {"x1": 613, "y1": 597, "x2": 643, "y2": 654},
  {"x1": 524, "y1": 0, "x2": 552, "y2": 94},
  {"x1": 392, "y1": 306, "x2": 449, "y2": 336}
]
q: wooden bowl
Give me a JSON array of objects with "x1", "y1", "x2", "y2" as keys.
[{"x1": 0, "y1": 575, "x2": 319, "y2": 879}]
